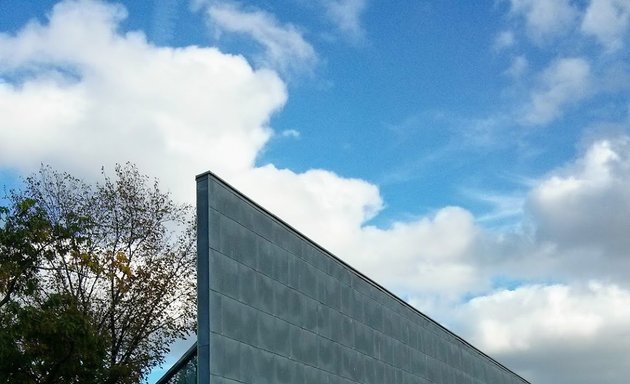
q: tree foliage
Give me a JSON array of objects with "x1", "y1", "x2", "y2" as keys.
[
  {"x1": 0, "y1": 164, "x2": 196, "y2": 383},
  {"x1": 0, "y1": 294, "x2": 108, "y2": 383}
]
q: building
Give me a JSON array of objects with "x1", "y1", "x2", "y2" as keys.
[{"x1": 156, "y1": 172, "x2": 530, "y2": 384}]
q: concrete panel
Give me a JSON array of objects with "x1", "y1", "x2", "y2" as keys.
[{"x1": 197, "y1": 172, "x2": 530, "y2": 384}]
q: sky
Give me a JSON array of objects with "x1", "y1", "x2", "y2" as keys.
[{"x1": 1, "y1": 0, "x2": 630, "y2": 383}]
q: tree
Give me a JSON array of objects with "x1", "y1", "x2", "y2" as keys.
[
  {"x1": 0, "y1": 191, "x2": 106, "y2": 383},
  {"x1": 0, "y1": 195, "x2": 62, "y2": 309},
  {"x1": 0, "y1": 294, "x2": 108, "y2": 384},
  {"x1": 0, "y1": 164, "x2": 196, "y2": 383}
]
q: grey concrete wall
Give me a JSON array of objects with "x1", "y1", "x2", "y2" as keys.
[{"x1": 196, "y1": 172, "x2": 530, "y2": 384}]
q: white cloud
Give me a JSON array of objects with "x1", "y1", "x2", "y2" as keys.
[
  {"x1": 236, "y1": 166, "x2": 496, "y2": 299},
  {"x1": 454, "y1": 282, "x2": 630, "y2": 384},
  {"x1": 319, "y1": 0, "x2": 368, "y2": 41},
  {"x1": 229, "y1": 167, "x2": 494, "y2": 300},
  {"x1": 231, "y1": 164, "x2": 383, "y2": 248},
  {"x1": 462, "y1": 284, "x2": 606, "y2": 353},
  {"x1": 468, "y1": 190, "x2": 526, "y2": 226},
  {"x1": 0, "y1": 0, "x2": 395, "y2": 290},
  {"x1": 237, "y1": 172, "x2": 521, "y2": 300},
  {"x1": 581, "y1": 0, "x2": 630, "y2": 52},
  {"x1": 505, "y1": 55, "x2": 528, "y2": 78},
  {"x1": 494, "y1": 30, "x2": 516, "y2": 50},
  {"x1": 0, "y1": 0, "x2": 286, "y2": 202},
  {"x1": 279, "y1": 129, "x2": 300, "y2": 138},
  {"x1": 205, "y1": 1, "x2": 317, "y2": 75},
  {"x1": 349, "y1": 207, "x2": 488, "y2": 297},
  {"x1": 418, "y1": 137, "x2": 630, "y2": 382},
  {"x1": 522, "y1": 57, "x2": 591, "y2": 125},
  {"x1": 527, "y1": 137, "x2": 630, "y2": 272},
  {"x1": 508, "y1": 0, "x2": 579, "y2": 43}
]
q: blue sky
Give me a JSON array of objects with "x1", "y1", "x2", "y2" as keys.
[{"x1": 2, "y1": 1, "x2": 630, "y2": 383}]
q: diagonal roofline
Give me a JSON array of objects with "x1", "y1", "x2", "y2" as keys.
[{"x1": 196, "y1": 170, "x2": 531, "y2": 383}]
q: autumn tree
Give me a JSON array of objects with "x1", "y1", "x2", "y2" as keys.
[
  {"x1": 0, "y1": 164, "x2": 196, "y2": 383},
  {"x1": 0, "y1": 190, "x2": 107, "y2": 383}
]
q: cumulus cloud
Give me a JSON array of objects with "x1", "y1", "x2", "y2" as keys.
[
  {"x1": 235, "y1": 168, "x2": 497, "y2": 299},
  {"x1": 347, "y1": 207, "x2": 489, "y2": 297},
  {"x1": 416, "y1": 137, "x2": 630, "y2": 383},
  {"x1": 450, "y1": 137, "x2": 630, "y2": 372},
  {"x1": 522, "y1": 57, "x2": 591, "y2": 125},
  {"x1": 581, "y1": 0, "x2": 630, "y2": 52},
  {"x1": 454, "y1": 282, "x2": 630, "y2": 384},
  {"x1": 526, "y1": 137, "x2": 630, "y2": 281},
  {"x1": 217, "y1": 167, "x2": 489, "y2": 301},
  {"x1": 0, "y1": 0, "x2": 286, "y2": 202},
  {"x1": 231, "y1": 164, "x2": 383, "y2": 248},
  {"x1": 204, "y1": 1, "x2": 317, "y2": 75},
  {"x1": 507, "y1": 0, "x2": 579, "y2": 43}
]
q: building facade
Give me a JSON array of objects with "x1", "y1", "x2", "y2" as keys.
[{"x1": 195, "y1": 171, "x2": 530, "y2": 384}]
